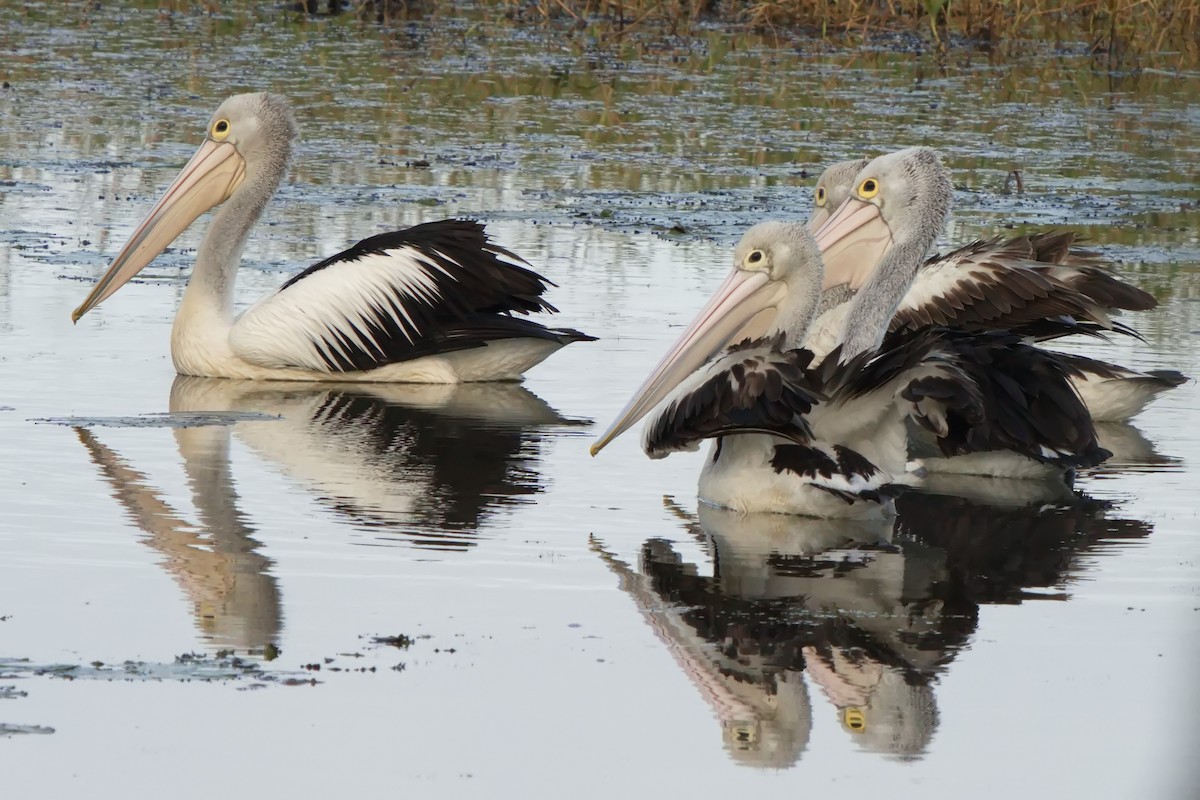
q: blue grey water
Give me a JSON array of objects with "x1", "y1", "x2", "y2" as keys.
[{"x1": 1, "y1": 3, "x2": 1198, "y2": 797}]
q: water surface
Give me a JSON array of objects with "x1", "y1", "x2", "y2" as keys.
[{"x1": 1, "y1": 3, "x2": 1198, "y2": 797}]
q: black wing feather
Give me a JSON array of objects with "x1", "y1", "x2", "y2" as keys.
[
  {"x1": 266, "y1": 218, "x2": 594, "y2": 372},
  {"x1": 894, "y1": 232, "x2": 1154, "y2": 338},
  {"x1": 829, "y1": 327, "x2": 1109, "y2": 470},
  {"x1": 643, "y1": 335, "x2": 821, "y2": 458}
]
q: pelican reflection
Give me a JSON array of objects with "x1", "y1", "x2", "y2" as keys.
[
  {"x1": 77, "y1": 378, "x2": 581, "y2": 648},
  {"x1": 169, "y1": 376, "x2": 583, "y2": 549},
  {"x1": 596, "y1": 492, "x2": 1151, "y2": 768},
  {"x1": 76, "y1": 422, "x2": 281, "y2": 651}
]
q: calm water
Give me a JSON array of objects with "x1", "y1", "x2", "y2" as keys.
[{"x1": 1, "y1": 2, "x2": 1199, "y2": 797}]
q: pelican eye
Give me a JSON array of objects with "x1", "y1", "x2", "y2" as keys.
[
  {"x1": 212, "y1": 118, "x2": 231, "y2": 141},
  {"x1": 746, "y1": 249, "x2": 765, "y2": 268},
  {"x1": 858, "y1": 177, "x2": 880, "y2": 199},
  {"x1": 843, "y1": 707, "x2": 867, "y2": 733},
  {"x1": 815, "y1": 185, "x2": 827, "y2": 207}
]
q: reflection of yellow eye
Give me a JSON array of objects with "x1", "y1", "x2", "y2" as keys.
[
  {"x1": 858, "y1": 177, "x2": 880, "y2": 199},
  {"x1": 815, "y1": 185, "x2": 827, "y2": 207},
  {"x1": 730, "y1": 724, "x2": 758, "y2": 746},
  {"x1": 843, "y1": 707, "x2": 867, "y2": 733},
  {"x1": 212, "y1": 119, "x2": 231, "y2": 141},
  {"x1": 746, "y1": 249, "x2": 765, "y2": 267}
]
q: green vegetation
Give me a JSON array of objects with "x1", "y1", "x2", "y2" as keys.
[
  {"x1": 504, "y1": 0, "x2": 1197, "y2": 66},
  {"x1": 85, "y1": 1, "x2": 1199, "y2": 67}
]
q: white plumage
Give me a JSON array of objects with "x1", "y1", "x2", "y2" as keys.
[{"x1": 232, "y1": 248, "x2": 462, "y2": 372}]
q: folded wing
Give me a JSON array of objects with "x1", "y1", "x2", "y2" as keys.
[
  {"x1": 230, "y1": 219, "x2": 590, "y2": 373},
  {"x1": 641, "y1": 335, "x2": 820, "y2": 459},
  {"x1": 826, "y1": 327, "x2": 1110, "y2": 469},
  {"x1": 890, "y1": 232, "x2": 1155, "y2": 336}
]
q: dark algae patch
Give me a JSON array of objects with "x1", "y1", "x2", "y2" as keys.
[
  {"x1": 0, "y1": 654, "x2": 316, "y2": 686},
  {"x1": 369, "y1": 634, "x2": 417, "y2": 649},
  {"x1": 0, "y1": 724, "x2": 55, "y2": 737},
  {"x1": 33, "y1": 412, "x2": 282, "y2": 428}
]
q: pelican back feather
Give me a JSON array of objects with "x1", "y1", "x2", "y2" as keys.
[
  {"x1": 642, "y1": 335, "x2": 821, "y2": 459},
  {"x1": 230, "y1": 219, "x2": 593, "y2": 373},
  {"x1": 825, "y1": 328, "x2": 1110, "y2": 470}
]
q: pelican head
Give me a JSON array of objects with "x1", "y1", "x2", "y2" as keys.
[
  {"x1": 591, "y1": 221, "x2": 824, "y2": 455},
  {"x1": 72, "y1": 93, "x2": 298, "y2": 322},
  {"x1": 807, "y1": 156, "x2": 869, "y2": 232},
  {"x1": 812, "y1": 147, "x2": 952, "y2": 292}
]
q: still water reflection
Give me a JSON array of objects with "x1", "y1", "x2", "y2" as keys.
[
  {"x1": 70, "y1": 379, "x2": 584, "y2": 648},
  {"x1": 597, "y1": 489, "x2": 1152, "y2": 769},
  {"x1": 75, "y1": 422, "x2": 282, "y2": 651}
]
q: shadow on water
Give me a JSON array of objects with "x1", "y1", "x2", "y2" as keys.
[
  {"x1": 67, "y1": 379, "x2": 587, "y2": 650},
  {"x1": 594, "y1": 488, "x2": 1152, "y2": 769}
]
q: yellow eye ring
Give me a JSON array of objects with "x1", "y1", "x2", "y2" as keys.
[
  {"x1": 815, "y1": 186, "x2": 827, "y2": 207},
  {"x1": 858, "y1": 177, "x2": 880, "y2": 199},
  {"x1": 746, "y1": 249, "x2": 765, "y2": 267},
  {"x1": 843, "y1": 707, "x2": 867, "y2": 732},
  {"x1": 212, "y1": 118, "x2": 231, "y2": 141}
]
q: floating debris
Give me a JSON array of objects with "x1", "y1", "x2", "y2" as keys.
[
  {"x1": 0, "y1": 723, "x2": 55, "y2": 737},
  {"x1": 0, "y1": 653, "x2": 314, "y2": 686},
  {"x1": 33, "y1": 412, "x2": 282, "y2": 429},
  {"x1": 369, "y1": 634, "x2": 416, "y2": 649}
]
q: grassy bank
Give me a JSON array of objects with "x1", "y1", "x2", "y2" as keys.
[
  {"x1": 334, "y1": 0, "x2": 1197, "y2": 68},
  {"x1": 132, "y1": 1, "x2": 1200, "y2": 67}
]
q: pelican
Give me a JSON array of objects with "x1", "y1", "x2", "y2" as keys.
[
  {"x1": 71, "y1": 93, "x2": 594, "y2": 382},
  {"x1": 591, "y1": 219, "x2": 1107, "y2": 517},
  {"x1": 593, "y1": 501, "x2": 936, "y2": 766},
  {"x1": 809, "y1": 156, "x2": 1158, "y2": 332},
  {"x1": 806, "y1": 156, "x2": 868, "y2": 232},
  {"x1": 808, "y1": 152, "x2": 1184, "y2": 420}
]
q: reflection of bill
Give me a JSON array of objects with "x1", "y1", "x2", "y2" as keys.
[
  {"x1": 804, "y1": 645, "x2": 937, "y2": 760},
  {"x1": 596, "y1": 492, "x2": 1151, "y2": 768},
  {"x1": 592, "y1": 533, "x2": 816, "y2": 769},
  {"x1": 75, "y1": 378, "x2": 582, "y2": 648},
  {"x1": 75, "y1": 423, "x2": 281, "y2": 651}
]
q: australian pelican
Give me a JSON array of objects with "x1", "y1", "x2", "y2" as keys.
[
  {"x1": 71, "y1": 93, "x2": 594, "y2": 382},
  {"x1": 591, "y1": 218, "x2": 1107, "y2": 517},
  {"x1": 808, "y1": 152, "x2": 1184, "y2": 420},
  {"x1": 806, "y1": 156, "x2": 869, "y2": 233}
]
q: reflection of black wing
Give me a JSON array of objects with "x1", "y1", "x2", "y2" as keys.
[
  {"x1": 895, "y1": 490, "x2": 1152, "y2": 606},
  {"x1": 171, "y1": 377, "x2": 582, "y2": 552},
  {"x1": 639, "y1": 529, "x2": 947, "y2": 684},
  {"x1": 599, "y1": 490, "x2": 1154, "y2": 767},
  {"x1": 308, "y1": 391, "x2": 547, "y2": 544}
]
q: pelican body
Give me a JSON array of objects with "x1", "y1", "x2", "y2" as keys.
[
  {"x1": 591, "y1": 201, "x2": 1107, "y2": 517},
  {"x1": 806, "y1": 156, "x2": 1184, "y2": 421},
  {"x1": 72, "y1": 93, "x2": 593, "y2": 382}
]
